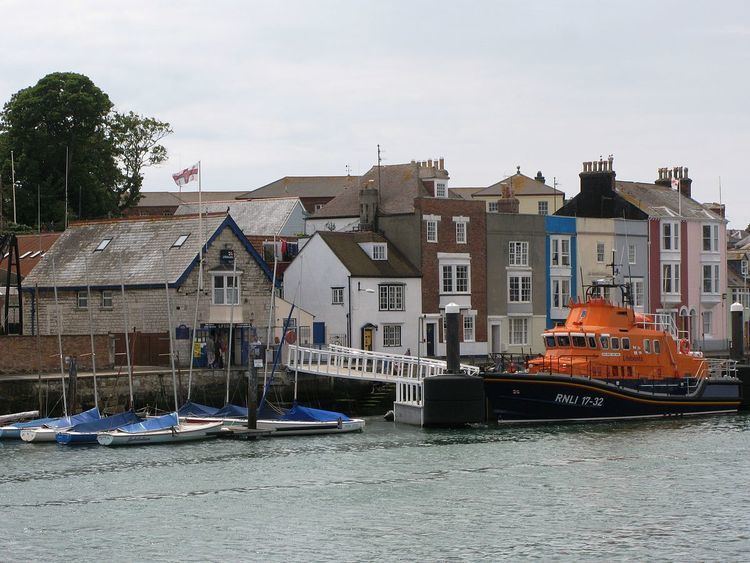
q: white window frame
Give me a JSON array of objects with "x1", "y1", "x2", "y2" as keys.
[
  {"x1": 455, "y1": 221, "x2": 467, "y2": 244},
  {"x1": 378, "y1": 284, "x2": 404, "y2": 311},
  {"x1": 508, "y1": 241, "x2": 529, "y2": 267},
  {"x1": 332, "y1": 287, "x2": 344, "y2": 305},
  {"x1": 702, "y1": 224, "x2": 719, "y2": 252},
  {"x1": 702, "y1": 311, "x2": 713, "y2": 336},
  {"x1": 383, "y1": 324, "x2": 402, "y2": 347},
  {"x1": 538, "y1": 201, "x2": 548, "y2": 216},
  {"x1": 662, "y1": 221, "x2": 680, "y2": 251},
  {"x1": 436, "y1": 183, "x2": 447, "y2": 198},
  {"x1": 488, "y1": 201, "x2": 499, "y2": 213},
  {"x1": 628, "y1": 244, "x2": 637, "y2": 265},
  {"x1": 77, "y1": 291, "x2": 88, "y2": 309},
  {"x1": 662, "y1": 262, "x2": 680, "y2": 295},
  {"x1": 702, "y1": 264, "x2": 720, "y2": 295},
  {"x1": 463, "y1": 313, "x2": 475, "y2": 342},
  {"x1": 101, "y1": 290, "x2": 113, "y2": 309},
  {"x1": 596, "y1": 242, "x2": 605, "y2": 263},
  {"x1": 426, "y1": 220, "x2": 438, "y2": 243},
  {"x1": 372, "y1": 243, "x2": 387, "y2": 261},
  {"x1": 632, "y1": 279, "x2": 645, "y2": 308},
  {"x1": 551, "y1": 237, "x2": 571, "y2": 267},
  {"x1": 508, "y1": 274, "x2": 532, "y2": 303},
  {"x1": 212, "y1": 273, "x2": 240, "y2": 305},
  {"x1": 509, "y1": 317, "x2": 529, "y2": 345},
  {"x1": 551, "y1": 277, "x2": 571, "y2": 309},
  {"x1": 441, "y1": 263, "x2": 471, "y2": 294}
]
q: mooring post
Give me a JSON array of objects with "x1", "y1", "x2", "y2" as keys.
[
  {"x1": 445, "y1": 303, "x2": 460, "y2": 374},
  {"x1": 730, "y1": 302, "x2": 744, "y2": 361},
  {"x1": 67, "y1": 356, "x2": 78, "y2": 414},
  {"x1": 247, "y1": 344, "x2": 258, "y2": 429}
]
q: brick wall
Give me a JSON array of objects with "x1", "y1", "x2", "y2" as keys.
[
  {"x1": 0, "y1": 334, "x2": 113, "y2": 374},
  {"x1": 415, "y1": 198, "x2": 487, "y2": 342}
]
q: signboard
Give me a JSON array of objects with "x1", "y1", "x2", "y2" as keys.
[
  {"x1": 253, "y1": 359, "x2": 264, "y2": 368},
  {"x1": 220, "y1": 249, "x2": 235, "y2": 264}
]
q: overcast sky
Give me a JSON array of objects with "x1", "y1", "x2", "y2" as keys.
[{"x1": 2, "y1": 1, "x2": 749, "y2": 226}]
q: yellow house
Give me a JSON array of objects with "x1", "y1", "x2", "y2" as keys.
[{"x1": 456, "y1": 169, "x2": 565, "y2": 215}]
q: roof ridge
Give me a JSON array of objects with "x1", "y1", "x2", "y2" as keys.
[{"x1": 69, "y1": 212, "x2": 226, "y2": 227}]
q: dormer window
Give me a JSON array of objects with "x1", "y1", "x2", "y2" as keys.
[
  {"x1": 172, "y1": 234, "x2": 189, "y2": 248},
  {"x1": 372, "y1": 243, "x2": 387, "y2": 261},
  {"x1": 95, "y1": 239, "x2": 111, "y2": 252},
  {"x1": 436, "y1": 183, "x2": 446, "y2": 198}
]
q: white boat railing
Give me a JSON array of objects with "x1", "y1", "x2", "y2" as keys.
[
  {"x1": 287, "y1": 344, "x2": 480, "y2": 407},
  {"x1": 696, "y1": 358, "x2": 738, "y2": 380},
  {"x1": 637, "y1": 313, "x2": 689, "y2": 341}
]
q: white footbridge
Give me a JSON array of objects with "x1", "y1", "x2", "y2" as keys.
[{"x1": 286, "y1": 344, "x2": 480, "y2": 407}]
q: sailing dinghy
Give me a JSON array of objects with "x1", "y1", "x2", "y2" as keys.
[
  {"x1": 19, "y1": 407, "x2": 102, "y2": 443},
  {"x1": 96, "y1": 412, "x2": 222, "y2": 446},
  {"x1": 56, "y1": 410, "x2": 143, "y2": 445},
  {"x1": 0, "y1": 416, "x2": 59, "y2": 440}
]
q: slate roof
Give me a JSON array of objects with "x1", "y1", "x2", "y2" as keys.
[
  {"x1": 472, "y1": 173, "x2": 564, "y2": 197},
  {"x1": 449, "y1": 187, "x2": 484, "y2": 200},
  {"x1": 174, "y1": 197, "x2": 302, "y2": 236},
  {"x1": 136, "y1": 191, "x2": 249, "y2": 207},
  {"x1": 238, "y1": 176, "x2": 355, "y2": 200},
  {"x1": 1, "y1": 233, "x2": 61, "y2": 278},
  {"x1": 314, "y1": 163, "x2": 446, "y2": 219},
  {"x1": 22, "y1": 213, "x2": 271, "y2": 290},
  {"x1": 615, "y1": 181, "x2": 724, "y2": 221},
  {"x1": 316, "y1": 231, "x2": 420, "y2": 277}
]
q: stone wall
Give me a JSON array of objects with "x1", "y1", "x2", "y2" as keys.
[{"x1": 0, "y1": 334, "x2": 113, "y2": 374}]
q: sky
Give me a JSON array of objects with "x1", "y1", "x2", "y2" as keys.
[{"x1": 1, "y1": 0, "x2": 749, "y2": 226}]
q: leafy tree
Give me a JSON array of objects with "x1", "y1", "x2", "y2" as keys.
[
  {"x1": 110, "y1": 111, "x2": 172, "y2": 210},
  {"x1": 0, "y1": 72, "x2": 120, "y2": 226},
  {"x1": 0, "y1": 72, "x2": 173, "y2": 227}
]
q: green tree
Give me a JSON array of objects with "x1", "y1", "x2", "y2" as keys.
[
  {"x1": 110, "y1": 111, "x2": 172, "y2": 210},
  {"x1": 0, "y1": 72, "x2": 120, "y2": 227}
]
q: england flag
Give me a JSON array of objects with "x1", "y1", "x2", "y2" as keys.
[{"x1": 172, "y1": 163, "x2": 199, "y2": 187}]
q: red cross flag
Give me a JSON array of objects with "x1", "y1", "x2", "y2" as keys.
[{"x1": 172, "y1": 163, "x2": 199, "y2": 187}]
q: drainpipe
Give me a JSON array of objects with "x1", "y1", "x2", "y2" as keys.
[{"x1": 347, "y1": 275, "x2": 352, "y2": 347}]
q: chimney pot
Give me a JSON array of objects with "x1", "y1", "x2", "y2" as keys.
[
  {"x1": 428, "y1": 159, "x2": 433, "y2": 168},
  {"x1": 439, "y1": 157, "x2": 444, "y2": 169}
]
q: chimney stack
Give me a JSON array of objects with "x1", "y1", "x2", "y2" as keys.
[
  {"x1": 535, "y1": 170, "x2": 545, "y2": 184},
  {"x1": 655, "y1": 165, "x2": 692, "y2": 198},
  {"x1": 439, "y1": 157, "x2": 445, "y2": 170},
  {"x1": 359, "y1": 178, "x2": 379, "y2": 231}
]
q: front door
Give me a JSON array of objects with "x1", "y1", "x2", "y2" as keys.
[
  {"x1": 426, "y1": 323, "x2": 435, "y2": 357},
  {"x1": 363, "y1": 327, "x2": 374, "y2": 351},
  {"x1": 491, "y1": 323, "x2": 501, "y2": 354}
]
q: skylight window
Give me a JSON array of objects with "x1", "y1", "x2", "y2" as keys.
[
  {"x1": 95, "y1": 239, "x2": 112, "y2": 252},
  {"x1": 172, "y1": 234, "x2": 190, "y2": 248}
]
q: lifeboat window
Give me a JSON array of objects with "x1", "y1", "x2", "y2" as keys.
[
  {"x1": 654, "y1": 340, "x2": 661, "y2": 354},
  {"x1": 644, "y1": 339, "x2": 651, "y2": 353},
  {"x1": 556, "y1": 335, "x2": 570, "y2": 347},
  {"x1": 572, "y1": 335, "x2": 587, "y2": 347},
  {"x1": 622, "y1": 337, "x2": 631, "y2": 350},
  {"x1": 600, "y1": 336, "x2": 610, "y2": 349},
  {"x1": 611, "y1": 337, "x2": 621, "y2": 350},
  {"x1": 544, "y1": 335, "x2": 556, "y2": 348},
  {"x1": 587, "y1": 336, "x2": 597, "y2": 348}
]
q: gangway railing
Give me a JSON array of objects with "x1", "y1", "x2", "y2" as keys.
[{"x1": 287, "y1": 344, "x2": 480, "y2": 407}]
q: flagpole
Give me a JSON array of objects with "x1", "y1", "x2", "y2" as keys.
[{"x1": 187, "y1": 161, "x2": 203, "y2": 400}]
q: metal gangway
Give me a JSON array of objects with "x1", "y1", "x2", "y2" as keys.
[{"x1": 286, "y1": 344, "x2": 480, "y2": 407}]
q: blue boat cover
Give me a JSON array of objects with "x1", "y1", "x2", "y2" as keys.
[
  {"x1": 45, "y1": 407, "x2": 101, "y2": 428},
  {"x1": 5, "y1": 417, "x2": 58, "y2": 429},
  {"x1": 258, "y1": 403, "x2": 351, "y2": 422},
  {"x1": 118, "y1": 412, "x2": 179, "y2": 433},
  {"x1": 178, "y1": 401, "x2": 220, "y2": 416},
  {"x1": 214, "y1": 404, "x2": 248, "y2": 418},
  {"x1": 66, "y1": 411, "x2": 142, "y2": 434}
]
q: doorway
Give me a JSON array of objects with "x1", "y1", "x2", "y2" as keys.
[
  {"x1": 491, "y1": 323, "x2": 502, "y2": 354},
  {"x1": 361, "y1": 324, "x2": 375, "y2": 351},
  {"x1": 426, "y1": 322, "x2": 436, "y2": 357}
]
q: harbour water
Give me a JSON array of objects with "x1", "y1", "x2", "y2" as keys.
[{"x1": 1, "y1": 414, "x2": 749, "y2": 561}]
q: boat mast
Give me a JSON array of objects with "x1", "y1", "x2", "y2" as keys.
[
  {"x1": 264, "y1": 235, "x2": 278, "y2": 387},
  {"x1": 161, "y1": 249, "x2": 180, "y2": 413},
  {"x1": 50, "y1": 256, "x2": 68, "y2": 416},
  {"x1": 225, "y1": 252, "x2": 237, "y2": 405},
  {"x1": 187, "y1": 165, "x2": 203, "y2": 401},
  {"x1": 83, "y1": 255, "x2": 99, "y2": 411},
  {"x1": 119, "y1": 262, "x2": 134, "y2": 409}
]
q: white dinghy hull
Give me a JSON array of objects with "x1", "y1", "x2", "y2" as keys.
[
  {"x1": 20, "y1": 427, "x2": 66, "y2": 443},
  {"x1": 97, "y1": 421, "x2": 223, "y2": 446}
]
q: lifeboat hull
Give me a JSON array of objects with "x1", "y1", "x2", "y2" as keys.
[{"x1": 484, "y1": 373, "x2": 741, "y2": 422}]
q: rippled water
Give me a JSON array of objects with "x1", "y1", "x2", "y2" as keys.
[{"x1": 1, "y1": 414, "x2": 749, "y2": 561}]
